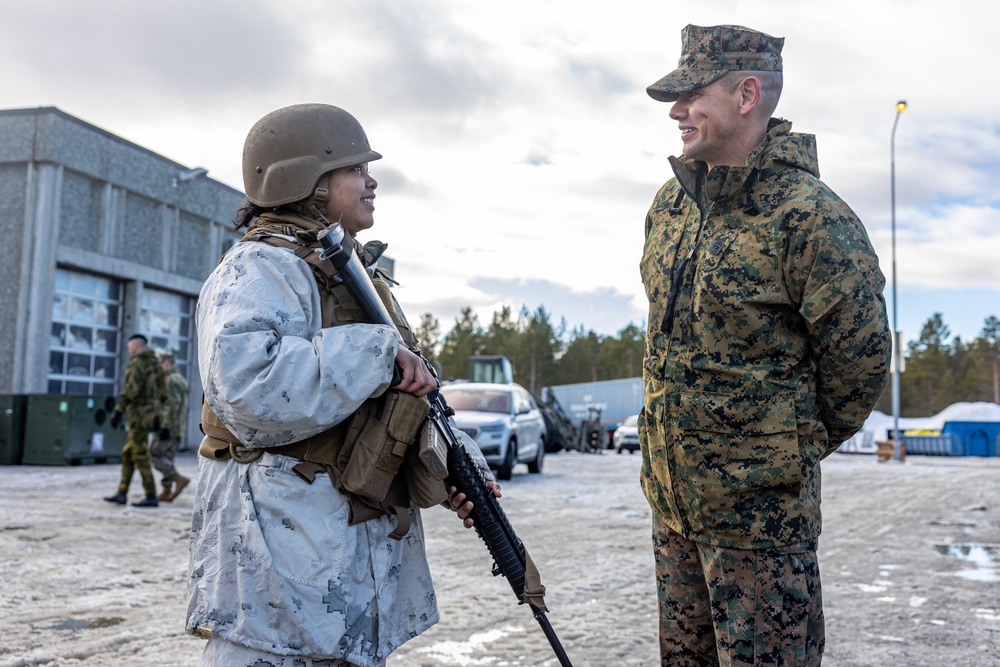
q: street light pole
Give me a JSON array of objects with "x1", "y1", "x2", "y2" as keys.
[{"x1": 890, "y1": 100, "x2": 907, "y2": 461}]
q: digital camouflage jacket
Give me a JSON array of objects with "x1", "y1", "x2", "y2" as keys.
[
  {"x1": 115, "y1": 348, "x2": 167, "y2": 432},
  {"x1": 161, "y1": 367, "x2": 188, "y2": 438},
  {"x1": 639, "y1": 118, "x2": 891, "y2": 549}
]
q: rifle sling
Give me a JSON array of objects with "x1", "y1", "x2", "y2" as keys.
[{"x1": 522, "y1": 546, "x2": 549, "y2": 612}]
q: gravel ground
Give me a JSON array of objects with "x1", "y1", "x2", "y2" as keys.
[{"x1": 0, "y1": 448, "x2": 997, "y2": 666}]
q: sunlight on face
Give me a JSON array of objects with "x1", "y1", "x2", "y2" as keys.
[{"x1": 325, "y1": 164, "x2": 377, "y2": 236}]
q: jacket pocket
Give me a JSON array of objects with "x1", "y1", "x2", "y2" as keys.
[
  {"x1": 243, "y1": 459, "x2": 349, "y2": 586},
  {"x1": 341, "y1": 391, "x2": 429, "y2": 502},
  {"x1": 673, "y1": 392, "x2": 802, "y2": 544}
]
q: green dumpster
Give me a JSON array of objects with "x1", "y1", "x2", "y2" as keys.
[
  {"x1": 21, "y1": 395, "x2": 126, "y2": 465},
  {"x1": 0, "y1": 394, "x2": 28, "y2": 465}
]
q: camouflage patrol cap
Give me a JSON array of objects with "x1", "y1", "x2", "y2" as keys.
[
  {"x1": 159, "y1": 353, "x2": 175, "y2": 363},
  {"x1": 647, "y1": 24, "x2": 784, "y2": 103}
]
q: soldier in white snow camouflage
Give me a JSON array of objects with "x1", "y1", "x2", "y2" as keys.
[
  {"x1": 640, "y1": 25, "x2": 891, "y2": 666},
  {"x1": 186, "y1": 104, "x2": 497, "y2": 667}
]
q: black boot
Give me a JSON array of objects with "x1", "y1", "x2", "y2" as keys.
[
  {"x1": 103, "y1": 491, "x2": 127, "y2": 505},
  {"x1": 131, "y1": 495, "x2": 159, "y2": 508}
]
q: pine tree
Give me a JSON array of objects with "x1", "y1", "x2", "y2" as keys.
[
  {"x1": 437, "y1": 308, "x2": 484, "y2": 381},
  {"x1": 980, "y1": 315, "x2": 1000, "y2": 404}
]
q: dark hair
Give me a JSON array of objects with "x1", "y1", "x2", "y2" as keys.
[
  {"x1": 128, "y1": 333, "x2": 148, "y2": 344},
  {"x1": 233, "y1": 199, "x2": 268, "y2": 230}
]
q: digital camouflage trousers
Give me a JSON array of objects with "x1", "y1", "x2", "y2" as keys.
[
  {"x1": 653, "y1": 516, "x2": 824, "y2": 667},
  {"x1": 150, "y1": 434, "x2": 180, "y2": 481}
]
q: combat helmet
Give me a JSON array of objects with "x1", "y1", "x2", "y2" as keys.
[{"x1": 242, "y1": 103, "x2": 382, "y2": 207}]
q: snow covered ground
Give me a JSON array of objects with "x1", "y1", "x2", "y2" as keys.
[{"x1": 1, "y1": 440, "x2": 998, "y2": 666}]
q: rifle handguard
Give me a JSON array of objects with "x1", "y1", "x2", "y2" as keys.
[{"x1": 315, "y1": 224, "x2": 573, "y2": 666}]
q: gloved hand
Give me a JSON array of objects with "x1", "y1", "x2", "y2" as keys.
[
  {"x1": 110, "y1": 409, "x2": 123, "y2": 429},
  {"x1": 159, "y1": 428, "x2": 171, "y2": 440}
]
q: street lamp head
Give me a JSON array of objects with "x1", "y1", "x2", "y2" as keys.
[{"x1": 896, "y1": 100, "x2": 908, "y2": 113}]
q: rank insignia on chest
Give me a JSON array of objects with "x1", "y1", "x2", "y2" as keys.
[{"x1": 708, "y1": 236, "x2": 726, "y2": 255}]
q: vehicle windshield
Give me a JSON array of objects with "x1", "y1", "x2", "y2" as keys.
[{"x1": 442, "y1": 389, "x2": 511, "y2": 414}]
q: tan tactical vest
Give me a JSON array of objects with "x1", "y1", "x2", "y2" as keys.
[{"x1": 199, "y1": 212, "x2": 440, "y2": 538}]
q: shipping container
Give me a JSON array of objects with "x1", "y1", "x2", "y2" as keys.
[
  {"x1": 901, "y1": 434, "x2": 959, "y2": 456},
  {"x1": 942, "y1": 421, "x2": 1000, "y2": 457},
  {"x1": 542, "y1": 378, "x2": 644, "y2": 443}
]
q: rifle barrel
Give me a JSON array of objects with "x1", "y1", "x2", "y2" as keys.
[{"x1": 534, "y1": 608, "x2": 574, "y2": 667}]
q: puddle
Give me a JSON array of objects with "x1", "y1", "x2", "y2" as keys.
[
  {"x1": 41, "y1": 616, "x2": 125, "y2": 632},
  {"x1": 934, "y1": 544, "x2": 1000, "y2": 582},
  {"x1": 935, "y1": 544, "x2": 998, "y2": 566},
  {"x1": 45, "y1": 618, "x2": 90, "y2": 631}
]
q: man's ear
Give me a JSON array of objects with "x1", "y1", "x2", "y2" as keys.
[{"x1": 737, "y1": 76, "x2": 762, "y2": 116}]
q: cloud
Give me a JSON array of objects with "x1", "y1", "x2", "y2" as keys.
[
  {"x1": 894, "y1": 204, "x2": 1000, "y2": 289},
  {"x1": 2, "y1": 0, "x2": 997, "y2": 345},
  {"x1": 566, "y1": 58, "x2": 635, "y2": 98},
  {"x1": 301, "y1": 2, "x2": 507, "y2": 121},
  {"x1": 397, "y1": 276, "x2": 647, "y2": 336},
  {"x1": 3, "y1": 0, "x2": 298, "y2": 107}
]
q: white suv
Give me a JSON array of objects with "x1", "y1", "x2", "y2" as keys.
[
  {"x1": 439, "y1": 382, "x2": 547, "y2": 480},
  {"x1": 613, "y1": 414, "x2": 640, "y2": 454}
]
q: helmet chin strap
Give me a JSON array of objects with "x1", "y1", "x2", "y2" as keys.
[{"x1": 288, "y1": 183, "x2": 340, "y2": 229}]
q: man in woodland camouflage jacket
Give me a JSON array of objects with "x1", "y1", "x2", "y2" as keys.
[
  {"x1": 640, "y1": 24, "x2": 891, "y2": 666},
  {"x1": 104, "y1": 334, "x2": 167, "y2": 508}
]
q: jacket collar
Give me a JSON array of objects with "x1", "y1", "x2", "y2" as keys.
[{"x1": 668, "y1": 118, "x2": 818, "y2": 214}]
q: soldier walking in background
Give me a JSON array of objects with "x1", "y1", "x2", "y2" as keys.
[
  {"x1": 104, "y1": 334, "x2": 168, "y2": 508},
  {"x1": 151, "y1": 352, "x2": 190, "y2": 502},
  {"x1": 639, "y1": 25, "x2": 891, "y2": 666}
]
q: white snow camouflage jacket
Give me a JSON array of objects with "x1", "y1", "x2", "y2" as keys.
[{"x1": 187, "y1": 240, "x2": 478, "y2": 665}]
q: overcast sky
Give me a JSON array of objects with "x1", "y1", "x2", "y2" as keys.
[{"x1": 4, "y1": 0, "x2": 998, "y2": 346}]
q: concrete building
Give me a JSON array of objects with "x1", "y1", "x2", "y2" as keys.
[{"x1": 0, "y1": 106, "x2": 244, "y2": 445}]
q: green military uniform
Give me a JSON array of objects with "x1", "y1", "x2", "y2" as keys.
[
  {"x1": 641, "y1": 24, "x2": 891, "y2": 666},
  {"x1": 151, "y1": 363, "x2": 188, "y2": 483},
  {"x1": 640, "y1": 118, "x2": 890, "y2": 549},
  {"x1": 114, "y1": 348, "x2": 167, "y2": 498},
  {"x1": 642, "y1": 118, "x2": 890, "y2": 664}
]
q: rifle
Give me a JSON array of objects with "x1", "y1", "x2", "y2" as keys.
[{"x1": 317, "y1": 224, "x2": 574, "y2": 667}]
